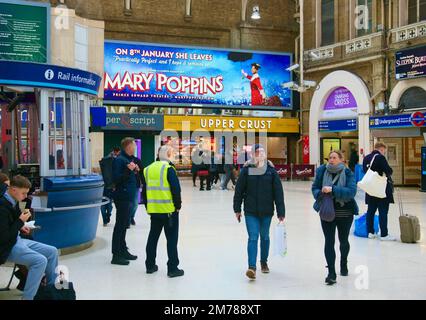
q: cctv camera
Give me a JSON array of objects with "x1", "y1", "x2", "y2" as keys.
[
  {"x1": 282, "y1": 81, "x2": 295, "y2": 89},
  {"x1": 286, "y1": 64, "x2": 300, "y2": 72},
  {"x1": 303, "y1": 80, "x2": 317, "y2": 88}
]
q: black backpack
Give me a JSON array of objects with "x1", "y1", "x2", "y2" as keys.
[
  {"x1": 34, "y1": 282, "x2": 76, "y2": 300},
  {"x1": 99, "y1": 156, "x2": 114, "y2": 189}
]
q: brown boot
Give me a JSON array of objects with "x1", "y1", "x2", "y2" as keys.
[
  {"x1": 246, "y1": 268, "x2": 256, "y2": 280},
  {"x1": 261, "y1": 262, "x2": 270, "y2": 274}
]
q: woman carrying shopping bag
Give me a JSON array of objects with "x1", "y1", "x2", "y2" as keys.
[
  {"x1": 312, "y1": 150, "x2": 358, "y2": 285},
  {"x1": 233, "y1": 144, "x2": 285, "y2": 281}
]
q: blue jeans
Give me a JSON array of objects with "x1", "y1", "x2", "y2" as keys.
[
  {"x1": 7, "y1": 237, "x2": 58, "y2": 300},
  {"x1": 245, "y1": 215, "x2": 272, "y2": 269},
  {"x1": 101, "y1": 188, "x2": 113, "y2": 224}
]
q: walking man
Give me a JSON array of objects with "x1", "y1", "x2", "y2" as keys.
[{"x1": 363, "y1": 142, "x2": 396, "y2": 241}]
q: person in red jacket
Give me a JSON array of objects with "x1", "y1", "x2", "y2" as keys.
[{"x1": 241, "y1": 63, "x2": 267, "y2": 106}]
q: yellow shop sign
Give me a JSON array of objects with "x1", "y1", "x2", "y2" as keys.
[{"x1": 163, "y1": 115, "x2": 299, "y2": 133}]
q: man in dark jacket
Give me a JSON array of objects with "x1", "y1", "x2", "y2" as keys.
[
  {"x1": 363, "y1": 142, "x2": 396, "y2": 241},
  {"x1": 99, "y1": 147, "x2": 120, "y2": 226},
  {"x1": 111, "y1": 138, "x2": 141, "y2": 265},
  {"x1": 348, "y1": 143, "x2": 359, "y2": 172},
  {"x1": 128, "y1": 156, "x2": 144, "y2": 227},
  {"x1": 142, "y1": 145, "x2": 183, "y2": 278},
  {"x1": 0, "y1": 175, "x2": 58, "y2": 300},
  {"x1": 233, "y1": 144, "x2": 285, "y2": 280}
]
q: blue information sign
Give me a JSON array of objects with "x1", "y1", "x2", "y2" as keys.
[
  {"x1": 318, "y1": 119, "x2": 357, "y2": 132},
  {"x1": 370, "y1": 113, "x2": 426, "y2": 129},
  {"x1": 0, "y1": 60, "x2": 101, "y2": 95}
]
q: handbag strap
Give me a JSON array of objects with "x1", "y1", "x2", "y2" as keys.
[
  {"x1": 331, "y1": 172, "x2": 341, "y2": 185},
  {"x1": 368, "y1": 154, "x2": 379, "y2": 170}
]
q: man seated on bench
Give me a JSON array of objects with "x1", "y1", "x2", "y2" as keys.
[{"x1": 0, "y1": 175, "x2": 58, "y2": 300}]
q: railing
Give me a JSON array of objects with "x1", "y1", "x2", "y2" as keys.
[
  {"x1": 391, "y1": 21, "x2": 426, "y2": 43},
  {"x1": 344, "y1": 32, "x2": 383, "y2": 54}
]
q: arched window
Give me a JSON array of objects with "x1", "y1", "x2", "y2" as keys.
[{"x1": 399, "y1": 86, "x2": 426, "y2": 110}]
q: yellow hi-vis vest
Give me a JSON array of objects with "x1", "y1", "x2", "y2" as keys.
[{"x1": 144, "y1": 161, "x2": 176, "y2": 214}]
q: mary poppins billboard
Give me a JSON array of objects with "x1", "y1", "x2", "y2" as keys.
[
  {"x1": 104, "y1": 40, "x2": 292, "y2": 108},
  {"x1": 396, "y1": 46, "x2": 426, "y2": 80}
]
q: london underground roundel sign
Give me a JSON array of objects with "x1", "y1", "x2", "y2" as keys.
[{"x1": 411, "y1": 112, "x2": 426, "y2": 127}]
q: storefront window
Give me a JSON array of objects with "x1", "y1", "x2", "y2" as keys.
[
  {"x1": 48, "y1": 96, "x2": 66, "y2": 171},
  {"x1": 66, "y1": 94, "x2": 73, "y2": 170},
  {"x1": 79, "y1": 98, "x2": 87, "y2": 169},
  {"x1": 43, "y1": 91, "x2": 90, "y2": 176}
]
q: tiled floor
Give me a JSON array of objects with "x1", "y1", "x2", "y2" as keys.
[{"x1": 1, "y1": 180, "x2": 426, "y2": 300}]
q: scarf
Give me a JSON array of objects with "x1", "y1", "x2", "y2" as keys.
[{"x1": 322, "y1": 163, "x2": 347, "y2": 207}]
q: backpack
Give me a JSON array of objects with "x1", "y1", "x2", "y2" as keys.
[{"x1": 99, "y1": 156, "x2": 114, "y2": 189}]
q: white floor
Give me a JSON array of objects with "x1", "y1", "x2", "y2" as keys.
[{"x1": 1, "y1": 180, "x2": 426, "y2": 300}]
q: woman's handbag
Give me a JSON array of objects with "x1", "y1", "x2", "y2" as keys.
[
  {"x1": 357, "y1": 154, "x2": 387, "y2": 198},
  {"x1": 319, "y1": 193, "x2": 336, "y2": 222}
]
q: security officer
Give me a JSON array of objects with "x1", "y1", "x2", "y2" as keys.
[{"x1": 143, "y1": 145, "x2": 183, "y2": 278}]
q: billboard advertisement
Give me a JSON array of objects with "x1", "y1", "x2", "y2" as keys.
[
  {"x1": 396, "y1": 46, "x2": 426, "y2": 80},
  {"x1": 0, "y1": 0, "x2": 49, "y2": 63},
  {"x1": 104, "y1": 40, "x2": 292, "y2": 108}
]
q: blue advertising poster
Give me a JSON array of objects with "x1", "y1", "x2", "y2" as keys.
[
  {"x1": 104, "y1": 40, "x2": 292, "y2": 108},
  {"x1": 395, "y1": 46, "x2": 426, "y2": 80},
  {"x1": 318, "y1": 119, "x2": 357, "y2": 132},
  {"x1": 370, "y1": 113, "x2": 426, "y2": 129}
]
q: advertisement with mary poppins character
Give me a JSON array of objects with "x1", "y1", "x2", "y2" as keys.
[{"x1": 104, "y1": 40, "x2": 292, "y2": 108}]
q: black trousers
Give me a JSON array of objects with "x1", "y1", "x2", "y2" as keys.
[
  {"x1": 366, "y1": 200, "x2": 389, "y2": 237},
  {"x1": 192, "y1": 172, "x2": 197, "y2": 186},
  {"x1": 320, "y1": 215, "x2": 354, "y2": 273},
  {"x1": 145, "y1": 212, "x2": 180, "y2": 272},
  {"x1": 112, "y1": 200, "x2": 131, "y2": 256},
  {"x1": 199, "y1": 174, "x2": 211, "y2": 189}
]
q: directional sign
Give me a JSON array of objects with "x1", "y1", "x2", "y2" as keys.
[
  {"x1": 370, "y1": 113, "x2": 426, "y2": 129},
  {"x1": 318, "y1": 119, "x2": 357, "y2": 132}
]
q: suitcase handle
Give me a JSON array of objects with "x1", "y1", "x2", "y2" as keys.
[{"x1": 397, "y1": 188, "x2": 404, "y2": 217}]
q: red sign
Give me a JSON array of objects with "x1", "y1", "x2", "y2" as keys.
[
  {"x1": 292, "y1": 165, "x2": 315, "y2": 178},
  {"x1": 411, "y1": 112, "x2": 426, "y2": 127},
  {"x1": 303, "y1": 136, "x2": 310, "y2": 164},
  {"x1": 275, "y1": 165, "x2": 291, "y2": 178}
]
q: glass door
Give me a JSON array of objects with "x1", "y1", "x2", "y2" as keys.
[{"x1": 40, "y1": 90, "x2": 90, "y2": 177}]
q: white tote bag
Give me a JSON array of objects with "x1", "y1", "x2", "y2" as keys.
[
  {"x1": 274, "y1": 222, "x2": 287, "y2": 257},
  {"x1": 357, "y1": 154, "x2": 387, "y2": 198}
]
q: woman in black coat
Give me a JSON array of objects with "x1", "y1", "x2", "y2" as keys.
[
  {"x1": 233, "y1": 144, "x2": 285, "y2": 280},
  {"x1": 362, "y1": 142, "x2": 395, "y2": 241}
]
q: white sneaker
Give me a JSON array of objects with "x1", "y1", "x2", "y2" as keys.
[
  {"x1": 368, "y1": 233, "x2": 378, "y2": 239},
  {"x1": 380, "y1": 235, "x2": 397, "y2": 241}
]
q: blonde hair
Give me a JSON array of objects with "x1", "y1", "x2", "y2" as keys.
[
  {"x1": 329, "y1": 150, "x2": 344, "y2": 160},
  {"x1": 374, "y1": 142, "x2": 387, "y2": 150}
]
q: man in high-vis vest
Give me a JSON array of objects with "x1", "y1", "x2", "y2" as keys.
[{"x1": 143, "y1": 145, "x2": 183, "y2": 278}]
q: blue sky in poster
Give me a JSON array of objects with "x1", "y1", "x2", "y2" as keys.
[{"x1": 104, "y1": 41, "x2": 292, "y2": 107}]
